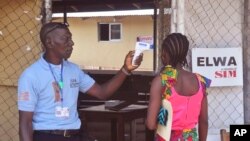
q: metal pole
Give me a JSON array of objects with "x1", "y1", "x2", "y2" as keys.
[
  {"x1": 153, "y1": 2, "x2": 158, "y2": 73},
  {"x1": 44, "y1": 0, "x2": 52, "y2": 23},
  {"x1": 171, "y1": 0, "x2": 177, "y2": 33},
  {"x1": 176, "y1": 0, "x2": 185, "y2": 34},
  {"x1": 63, "y1": 1, "x2": 68, "y2": 25},
  {"x1": 243, "y1": 0, "x2": 250, "y2": 124}
]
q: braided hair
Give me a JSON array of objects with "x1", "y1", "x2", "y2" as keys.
[{"x1": 161, "y1": 33, "x2": 189, "y2": 68}]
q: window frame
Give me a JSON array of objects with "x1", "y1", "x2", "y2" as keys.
[{"x1": 98, "y1": 22, "x2": 122, "y2": 42}]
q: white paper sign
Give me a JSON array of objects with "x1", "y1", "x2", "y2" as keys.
[
  {"x1": 137, "y1": 36, "x2": 154, "y2": 49},
  {"x1": 192, "y1": 48, "x2": 243, "y2": 87}
]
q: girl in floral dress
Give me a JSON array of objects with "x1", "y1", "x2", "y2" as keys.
[{"x1": 146, "y1": 33, "x2": 211, "y2": 141}]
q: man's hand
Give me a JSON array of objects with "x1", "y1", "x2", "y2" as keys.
[
  {"x1": 123, "y1": 50, "x2": 143, "y2": 72},
  {"x1": 87, "y1": 51, "x2": 143, "y2": 99}
]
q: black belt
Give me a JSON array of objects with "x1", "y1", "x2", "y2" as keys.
[{"x1": 35, "y1": 129, "x2": 80, "y2": 137}]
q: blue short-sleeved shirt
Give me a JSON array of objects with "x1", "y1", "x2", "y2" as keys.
[{"x1": 17, "y1": 54, "x2": 95, "y2": 130}]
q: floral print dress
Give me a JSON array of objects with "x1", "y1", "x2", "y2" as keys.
[{"x1": 155, "y1": 65, "x2": 211, "y2": 141}]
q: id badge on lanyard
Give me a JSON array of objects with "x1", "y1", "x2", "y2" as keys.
[
  {"x1": 55, "y1": 106, "x2": 70, "y2": 118},
  {"x1": 48, "y1": 62, "x2": 70, "y2": 118}
]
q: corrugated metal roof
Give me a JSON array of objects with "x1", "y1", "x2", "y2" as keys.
[
  {"x1": 52, "y1": 0, "x2": 157, "y2": 13},
  {"x1": 52, "y1": 9, "x2": 156, "y2": 18}
]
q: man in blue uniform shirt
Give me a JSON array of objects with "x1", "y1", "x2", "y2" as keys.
[{"x1": 17, "y1": 22, "x2": 143, "y2": 141}]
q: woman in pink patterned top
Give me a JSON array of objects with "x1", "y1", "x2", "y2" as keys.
[{"x1": 146, "y1": 33, "x2": 211, "y2": 141}]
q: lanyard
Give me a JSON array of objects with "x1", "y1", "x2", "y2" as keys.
[{"x1": 48, "y1": 62, "x2": 64, "y2": 103}]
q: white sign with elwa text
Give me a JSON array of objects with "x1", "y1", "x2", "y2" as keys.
[{"x1": 192, "y1": 48, "x2": 243, "y2": 87}]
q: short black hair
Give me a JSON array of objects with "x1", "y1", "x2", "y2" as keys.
[
  {"x1": 40, "y1": 22, "x2": 68, "y2": 46},
  {"x1": 162, "y1": 33, "x2": 189, "y2": 67}
]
